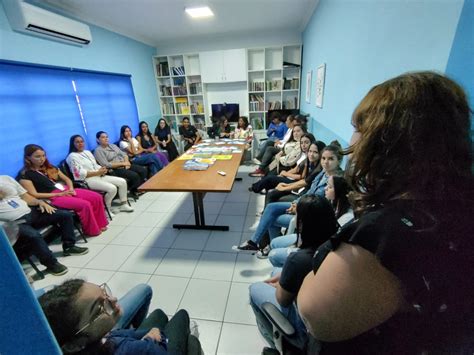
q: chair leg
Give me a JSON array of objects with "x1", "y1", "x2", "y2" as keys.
[
  {"x1": 27, "y1": 257, "x2": 45, "y2": 280},
  {"x1": 74, "y1": 221, "x2": 87, "y2": 243},
  {"x1": 105, "y1": 205, "x2": 113, "y2": 220}
]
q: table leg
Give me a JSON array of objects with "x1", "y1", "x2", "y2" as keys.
[{"x1": 173, "y1": 192, "x2": 229, "y2": 231}]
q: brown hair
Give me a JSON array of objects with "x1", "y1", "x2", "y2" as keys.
[
  {"x1": 348, "y1": 71, "x2": 471, "y2": 212},
  {"x1": 23, "y1": 144, "x2": 59, "y2": 180}
]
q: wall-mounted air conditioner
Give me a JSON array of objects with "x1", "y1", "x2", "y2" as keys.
[{"x1": 3, "y1": 0, "x2": 92, "y2": 45}]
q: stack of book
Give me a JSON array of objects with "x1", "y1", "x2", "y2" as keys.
[
  {"x1": 160, "y1": 85, "x2": 172, "y2": 96},
  {"x1": 161, "y1": 102, "x2": 175, "y2": 114},
  {"x1": 249, "y1": 94, "x2": 264, "y2": 111},
  {"x1": 190, "y1": 102, "x2": 204, "y2": 114},
  {"x1": 283, "y1": 97, "x2": 298, "y2": 109},
  {"x1": 171, "y1": 66, "x2": 185, "y2": 76},
  {"x1": 266, "y1": 79, "x2": 282, "y2": 91},
  {"x1": 189, "y1": 82, "x2": 202, "y2": 95},
  {"x1": 283, "y1": 78, "x2": 300, "y2": 90},
  {"x1": 173, "y1": 77, "x2": 187, "y2": 95},
  {"x1": 266, "y1": 101, "x2": 282, "y2": 110},
  {"x1": 156, "y1": 62, "x2": 169, "y2": 76},
  {"x1": 251, "y1": 116, "x2": 264, "y2": 130},
  {"x1": 175, "y1": 97, "x2": 189, "y2": 114},
  {"x1": 250, "y1": 81, "x2": 264, "y2": 91}
]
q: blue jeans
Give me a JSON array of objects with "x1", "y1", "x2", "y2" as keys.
[
  {"x1": 249, "y1": 282, "x2": 307, "y2": 349},
  {"x1": 250, "y1": 202, "x2": 294, "y2": 245},
  {"x1": 269, "y1": 234, "x2": 298, "y2": 267},
  {"x1": 132, "y1": 153, "x2": 163, "y2": 176},
  {"x1": 114, "y1": 283, "x2": 153, "y2": 329}
]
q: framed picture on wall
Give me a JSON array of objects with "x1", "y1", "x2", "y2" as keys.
[
  {"x1": 305, "y1": 70, "x2": 312, "y2": 104},
  {"x1": 315, "y1": 63, "x2": 326, "y2": 108}
]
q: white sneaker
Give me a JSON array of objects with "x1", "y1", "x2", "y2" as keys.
[
  {"x1": 120, "y1": 204, "x2": 134, "y2": 213},
  {"x1": 252, "y1": 158, "x2": 261, "y2": 165}
]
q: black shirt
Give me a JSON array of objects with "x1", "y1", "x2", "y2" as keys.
[
  {"x1": 279, "y1": 248, "x2": 314, "y2": 295},
  {"x1": 179, "y1": 125, "x2": 197, "y2": 139},
  {"x1": 154, "y1": 126, "x2": 171, "y2": 141},
  {"x1": 311, "y1": 200, "x2": 474, "y2": 354},
  {"x1": 138, "y1": 134, "x2": 156, "y2": 149},
  {"x1": 19, "y1": 169, "x2": 59, "y2": 193}
]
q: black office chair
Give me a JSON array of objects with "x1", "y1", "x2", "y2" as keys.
[
  {"x1": 59, "y1": 160, "x2": 113, "y2": 219},
  {"x1": 261, "y1": 302, "x2": 309, "y2": 355}
]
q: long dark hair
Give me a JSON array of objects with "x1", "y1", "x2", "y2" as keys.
[
  {"x1": 238, "y1": 116, "x2": 249, "y2": 129},
  {"x1": 348, "y1": 71, "x2": 471, "y2": 213},
  {"x1": 305, "y1": 140, "x2": 326, "y2": 179},
  {"x1": 331, "y1": 176, "x2": 352, "y2": 219},
  {"x1": 68, "y1": 134, "x2": 84, "y2": 153},
  {"x1": 119, "y1": 125, "x2": 131, "y2": 141},
  {"x1": 137, "y1": 121, "x2": 153, "y2": 140},
  {"x1": 287, "y1": 123, "x2": 307, "y2": 143},
  {"x1": 296, "y1": 195, "x2": 339, "y2": 249},
  {"x1": 155, "y1": 118, "x2": 170, "y2": 134}
]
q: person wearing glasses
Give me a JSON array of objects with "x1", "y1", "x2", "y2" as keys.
[{"x1": 39, "y1": 280, "x2": 202, "y2": 354}]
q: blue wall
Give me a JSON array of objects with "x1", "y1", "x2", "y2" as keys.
[
  {"x1": 0, "y1": 2, "x2": 160, "y2": 127},
  {"x1": 300, "y1": 0, "x2": 465, "y2": 146}
]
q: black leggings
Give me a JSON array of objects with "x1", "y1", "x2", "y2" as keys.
[
  {"x1": 138, "y1": 309, "x2": 202, "y2": 355},
  {"x1": 251, "y1": 175, "x2": 293, "y2": 193}
]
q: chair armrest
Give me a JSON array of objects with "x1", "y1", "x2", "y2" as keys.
[{"x1": 261, "y1": 302, "x2": 296, "y2": 337}]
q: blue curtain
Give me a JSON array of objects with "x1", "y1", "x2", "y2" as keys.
[
  {"x1": 0, "y1": 61, "x2": 85, "y2": 177},
  {"x1": 0, "y1": 60, "x2": 139, "y2": 177},
  {"x1": 72, "y1": 71, "x2": 139, "y2": 148}
]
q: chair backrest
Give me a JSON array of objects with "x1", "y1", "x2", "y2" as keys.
[
  {"x1": 0, "y1": 227, "x2": 61, "y2": 354},
  {"x1": 59, "y1": 159, "x2": 74, "y2": 180}
]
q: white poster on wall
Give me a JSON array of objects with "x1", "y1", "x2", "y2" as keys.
[
  {"x1": 315, "y1": 63, "x2": 326, "y2": 108},
  {"x1": 305, "y1": 70, "x2": 312, "y2": 104}
]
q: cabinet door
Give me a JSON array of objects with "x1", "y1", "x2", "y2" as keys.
[
  {"x1": 199, "y1": 50, "x2": 224, "y2": 83},
  {"x1": 223, "y1": 49, "x2": 246, "y2": 82}
]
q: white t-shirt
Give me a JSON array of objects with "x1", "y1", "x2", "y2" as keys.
[
  {"x1": 66, "y1": 150, "x2": 101, "y2": 181},
  {"x1": 119, "y1": 138, "x2": 140, "y2": 152},
  {"x1": 0, "y1": 176, "x2": 31, "y2": 221}
]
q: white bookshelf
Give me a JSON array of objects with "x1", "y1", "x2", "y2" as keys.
[
  {"x1": 247, "y1": 45, "x2": 302, "y2": 130},
  {"x1": 153, "y1": 54, "x2": 207, "y2": 133}
]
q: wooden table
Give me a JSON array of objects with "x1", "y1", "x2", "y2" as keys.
[{"x1": 138, "y1": 146, "x2": 244, "y2": 231}]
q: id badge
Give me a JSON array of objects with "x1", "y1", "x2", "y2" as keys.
[
  {"x1": 54, "y1": 183, "x2": 66, "y2": 191},
  {"x1": 7, "y1": 199, "x2": 20, "y2": 208}
]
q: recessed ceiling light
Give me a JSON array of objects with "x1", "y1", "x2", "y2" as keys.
[{"x1": 185, "y1": 6, "x2": 214, "y2": 18}]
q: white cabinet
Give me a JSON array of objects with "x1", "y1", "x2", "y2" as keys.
[{"x1": 199, "y1": 49, "x2": 246, "y2": 83}]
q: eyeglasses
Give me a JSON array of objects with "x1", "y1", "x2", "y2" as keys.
[{"x1": 74, "y1": 283, "x2": 115, "y2": 336}]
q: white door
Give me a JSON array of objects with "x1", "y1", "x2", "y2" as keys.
[{"x1": 199, "y1": 50, "x2": 224, "y2": 83}]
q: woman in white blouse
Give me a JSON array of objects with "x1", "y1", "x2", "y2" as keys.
[{"x1": 66, "y1": 135, "x2": 133, "y2": 216}]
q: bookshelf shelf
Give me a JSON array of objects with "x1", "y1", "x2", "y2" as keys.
[
  {"x1": 153, "y1": 53, "x2": 208, "y2": 133},
  {"x1": 247, "y1": 44, "x2": 301, "y2": 130}
]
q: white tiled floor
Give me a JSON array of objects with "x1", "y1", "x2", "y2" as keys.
[{"x1": 31, "y1": 165, "x2": 270, "y2": 354}]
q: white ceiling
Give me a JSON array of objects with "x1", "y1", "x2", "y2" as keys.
[{"x1": 29, "y1": 0, "x2": 319, "y2": 48}]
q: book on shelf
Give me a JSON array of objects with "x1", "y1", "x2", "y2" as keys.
[
  {"x1": 161, "y1": 102, "x2": 175, "y2": 114},
  {"x1": 190, "y1": 102, "x2": 204, "y2": 114},
  {"x1": 160, "y1": 85, "x2": 172, "y2": 96},
  {"x1": 265, "y1": 79, "x2": 282, "y2": 91},
  {"x1": 175, "y1": 97, "x2": 189, "y2": 114},
  {"x1": 156, "y1": 62, "x2": 169, "y2": 76},
  {"x1": 193, "y1": 116, "x2": 206, "y2": 130},
  {"x1": 283, "y1": 61, "x2": 300, "y2": 68},
  {"x1": 250, "y1": 81, "x2": 264, "y2": 92},
  {"x1": 266, "y1": 101, "x2": 282, "y2": 110},
  {"x1": 189, "y1": 82, "x2": 202, "y2": 95},
  {"x1": 171, "y1": 66, "x2": 185, "y2": 76},
  {"x1": 283, "y1": 97, "x2": 298, "y2": 109},
  {"x1": 283, "y1": 78, "x2": 300, "y2": 90},
  {"x1": 249, "y1": 93, "x2": 265, "y2": 111},
  {"x1": 173, "y1": 86, "x2": 188, "y2": 95}
]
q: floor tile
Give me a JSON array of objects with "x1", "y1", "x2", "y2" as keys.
[
  {"x1": 119, "y1": 246, "x2": 167, "y2": 274},
  {"x1": 225, "y1": 192, "x2": 250, "y2": 203},
  {"x1": 192, "y1": 252, "x2": 237, "y2": 281},
  {"x1": 186, "y1": 213, "x2": 218, "y2": 226},
  {"x1": 138, "y1": 192, "x2": 161, "y2": 200},
  {"x1": 147, "y1": 200, "x2": 179, "y2": 213},
  {"x1": 85, "y1": 225, "x2": 125, "y2": 245},
  {"x1": 224, "y1": 282, "x2": 256, "y2": 325},
  {"x1": 32, "y1": 267, "x2": 80, "y2": 290},
  {"x1": 109, "y1": 210, "x2": 143, "y2": 226},
  {"x1": 217, "y1": 323, "x2": 266, "y2": 355},
  {"x1": 129, "y1": 212, "x2": 166, "y2": 227},
  {"x1": 179, "y1": 279, "x2": 231, "y2": 321},
  {"x1": 154, "y1": 249, "x2": 201, "y2": 277},
  {"x1": 107, "y1": 271, "x2": 152, "y2": 299},
  {"x1": 190, "y1": 318, "x2": 222, "y2": 355},
  {"x1": 232, "y1": 253, "x2": 273, "y2": 283},
  {"x1": 132, "y1": 199, "x2": 154, "y2": 211},
  {"x1": 204, "y1": 231, "x2": 242, "y2": 253},
  {"x1": 219, "y1": 202, "x2": 249, "y2": 216},
  {"x1": 171, "y1": 230, "x2": 210, "y2": 250},
  {"x1": 110, "y1": 226, "x2": 154, "y2": 246},
  {"x1": 155, "y1": 212, "x2": 193, "y2": 228},
  {"x1": 214, "y1": 215, "x2": 246, "y2": 232},
  {"x1": 140, "y1": 228, "x2": 179, "y2": 248},
  {"x1": 74, "y1": 268, "x2": 115, "y2": 285},
  {"x1": 147, "y1": 275, "x2": 190, "y2": 315},
  {"x1": 85, "y1": 244, "x2": 135, "y2": 271},
  {"x1": 204, "y1": 193, "x2": 226, "y2": 202},
  {"x1": 57, "y1": 243, "x2": 106, "y2": 268}
]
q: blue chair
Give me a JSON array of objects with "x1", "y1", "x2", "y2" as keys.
[{"x1": 0, "y1": 227, "x2": 61, "y2": 354}]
